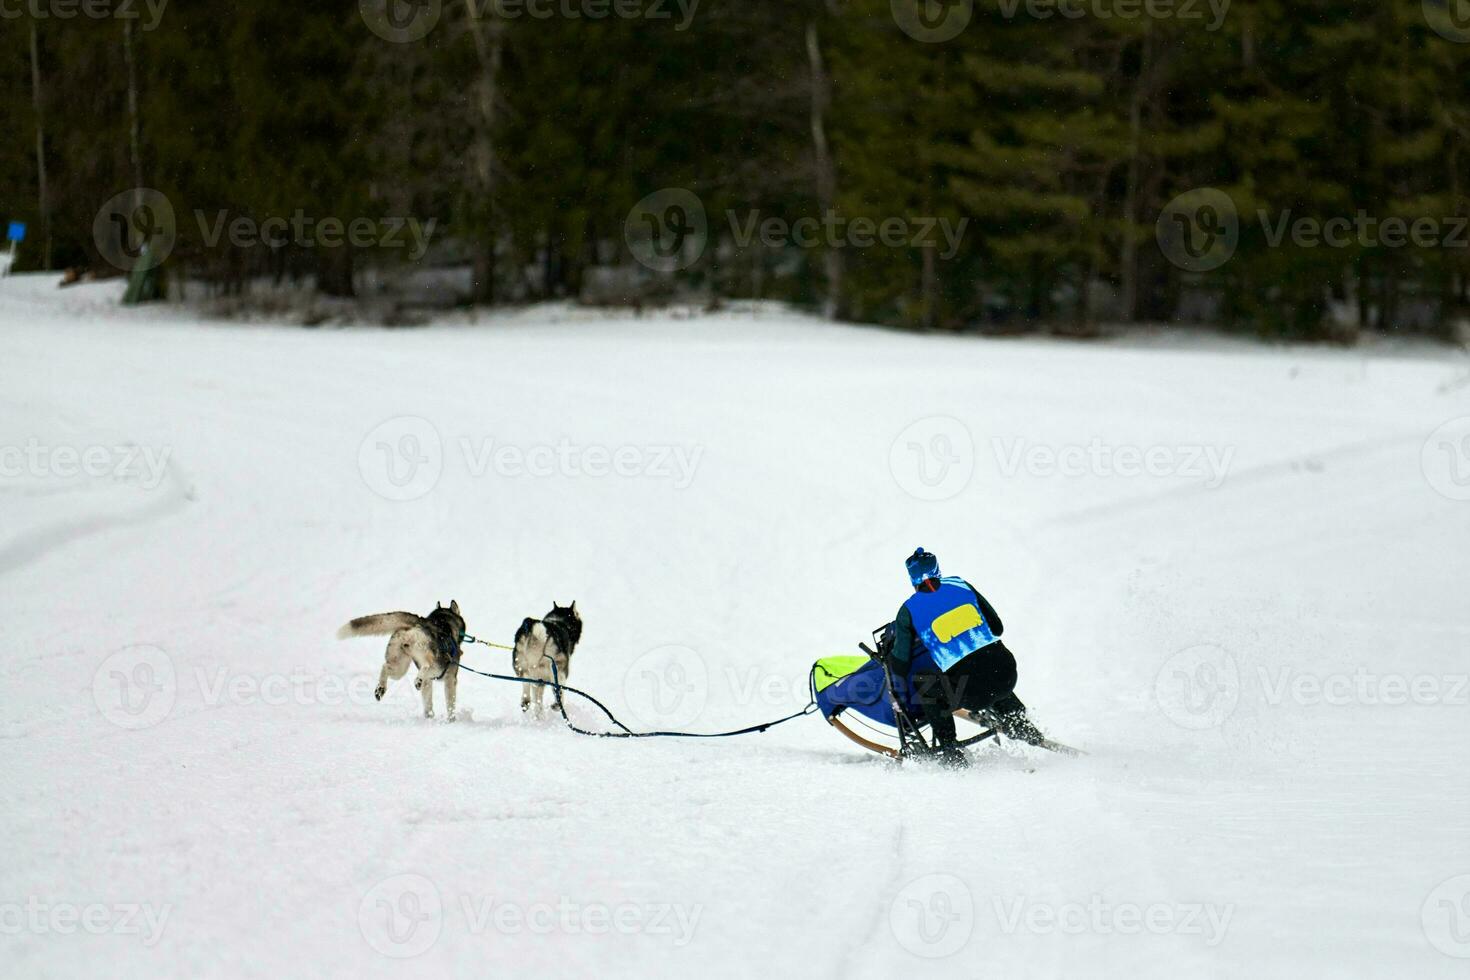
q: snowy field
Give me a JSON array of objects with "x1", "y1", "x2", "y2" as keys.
[{"x1": 4, "y1": 273, "x2": 1470, "y2": 978}]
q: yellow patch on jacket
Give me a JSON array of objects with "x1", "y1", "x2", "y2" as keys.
[{"x1": 931, "y1": 603, "x2": 984, "y2": 643}]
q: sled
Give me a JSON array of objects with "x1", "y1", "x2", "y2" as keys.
[{"x1": 810, "y1": 629, "x2": 1085, "y2": 762}]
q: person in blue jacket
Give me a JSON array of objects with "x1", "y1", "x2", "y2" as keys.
[{"x1": 888, "y1": 547, "x2": 1046, "y2": 766}]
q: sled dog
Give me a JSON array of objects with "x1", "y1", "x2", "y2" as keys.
[
  {"x1": 337, "y1": 600, "x2": 466, "y2": 720},
  {"x1": 513, "y1": 601, "x2": 583, "y2": 715}
]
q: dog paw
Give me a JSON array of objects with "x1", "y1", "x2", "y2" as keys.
[{"x1": 374, "y1": 686, "x2": 386, "y2": 701}]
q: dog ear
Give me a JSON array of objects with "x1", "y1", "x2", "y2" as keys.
[
  {"x1": 570, "y1": 600, "x2": 577, "y2": 612},
  {"x1": 451, "y1": 599, "x2": 460, "y2": 614}
]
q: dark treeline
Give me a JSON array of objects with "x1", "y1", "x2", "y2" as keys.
[{"x1": 2, "y1": 0, "x2": 1468, "y2": 339}]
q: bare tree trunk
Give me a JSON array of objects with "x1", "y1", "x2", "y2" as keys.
[
  {"x1": 29, "y1": 21, "x2": 51, "y2": 270},
  {"x1": 124, "y1": 19, "x2": 144, "y2": 195},
  {"x1": 464, "y1": 1, "x2": 506, "y2": 305},
  {"x1": 921, "y1": 244, "x2": 937, "y2": 329},
  {"x1": 1118, "y1": 30, "x2": 1151, "y2": 324},
  {"x1": 805, "y1": 17, "x2": 842, "y2": 321}
]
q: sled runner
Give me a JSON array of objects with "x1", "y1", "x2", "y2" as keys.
[{"x1": 810, "y1": 627, "x2": 1084, "y2": 762}]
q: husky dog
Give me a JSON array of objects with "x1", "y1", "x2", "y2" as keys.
[
  {"x1": 513, "y1": 601, "x2": 583, "y2": 715},
  {"x1": 337, "y1": 600, "x2": 466, "y2": 720}
]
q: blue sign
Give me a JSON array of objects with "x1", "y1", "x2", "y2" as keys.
[{"x1": 6, "y1": 222, "x2": 25, "y2": 243}]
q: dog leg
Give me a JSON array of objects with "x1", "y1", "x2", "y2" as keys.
[
  {"x1": 377, "y1": 641, "x2": 412, "y2": 701},
  {"x1": 417, "y1": 671, "x2": 434, "y2": 718},
  {"x1": 445, "y1": 666, "x2": 458, "y2": 722},
  {"x1": 550, "y1": 659, "x2": 566, "y2": 712}
]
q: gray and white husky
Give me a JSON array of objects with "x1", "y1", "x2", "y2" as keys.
[
  {"x1": 513, "y1": 602, "x2": 583, "y2": 715},
  {"x1": 337, "y1": 600, "x2": 466, "y2": 720}
]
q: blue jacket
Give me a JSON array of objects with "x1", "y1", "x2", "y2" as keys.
[{"x1": 890, "y1": 577, "x2": 1004, "y2": 673}]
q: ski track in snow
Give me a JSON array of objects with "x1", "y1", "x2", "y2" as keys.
[{"x1": 3, "y1": 276, "x2": 1470, "y2": 978}]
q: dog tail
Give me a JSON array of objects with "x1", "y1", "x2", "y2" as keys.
[{"x1": 337, "y1": 612, "x2": 422, "y2": 640}]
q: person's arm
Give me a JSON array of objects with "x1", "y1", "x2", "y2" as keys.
[
  {"x1": 889, "y1": 606, "x2": 915, "y2": 667},
  {"x1": 965, "y1": 581, "x2": 1003, "y2": 636}
]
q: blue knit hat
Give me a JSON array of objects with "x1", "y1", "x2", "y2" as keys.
[{"x1": 906, "y1": 547, "x2": 940, "y2": 587}]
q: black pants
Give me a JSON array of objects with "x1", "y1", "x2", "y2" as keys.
[{"x1": 910, "y1": 641, "x2": 1042, "y2": 746}]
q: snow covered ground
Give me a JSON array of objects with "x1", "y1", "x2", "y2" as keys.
[{"x1": 4, "y1": 274, "x2": 1469, "y2": 978}]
